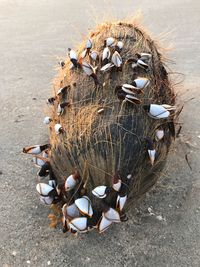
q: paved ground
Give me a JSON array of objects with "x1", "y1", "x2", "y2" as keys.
[{"x1": 0, "y1": 0, "x2": 200, "y2": 266}]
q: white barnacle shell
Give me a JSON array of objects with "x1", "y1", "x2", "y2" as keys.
[
  {"x1": 86, "y1": 39, "x2": 92, "y2": 49},
  {"x1": 111, "y1": 51, "x2": 122, "y2": 67},
  {"x1": 112, "y1": 179, "x2": 122, "y2": 192},
  {"x1": 149, "y1": 104, "x2": 170, "y2": 119},
  {"x1": 43, "y1": 116, "x2": 52, "y2": 125},
  {"x1": 161, "y1": 104, "x2": 176, "y2": 111},
  {"x1": 140, "y1": 52, "x2": 152, "y2": 60},
  {"x1": 54, "y1": 123, "x2": 63, "y2": 134},
  {"x1": 116, "y1": 41, "x2": 123, "y2": 49},
  {"x1": 57, "y1": 104, "x2": 63, "y2": 116},
  {"x1": 122, "y1": 86, "x2": 135, "y2": 95},
  {"x1": 75, "y1": 196, "x2": 93, "y2": 217},
  {"x1": 62, "y1": 203, "x2": 80, "y2": 219},
  {"x1": 33, "y1": 157, "x2": 46, "y2": 167},
  {"x1": 125, "y1": 94, "x2": 141, "y2": 105},
  {"x1": 48, "y1": 180, "x2": 56, "y2": 188},
  {"x1": 155, "y1": 129, "x2": 164, "y2": 141},
  {"x1": 68, "y1": 217, "x2": 88, "y2": 233},
  {"x1": 98, "y1": 215, "x2": 112, "y2": 233},
  {"x1": 90, "y1": 51, "x2": 98, "y2": 61},
  {"x1": 80, "y1": 49, "x2": 87, "y2": 59},
  {"x1": 92, "y1": 185, "x2": 107, "y2": 198},
  {"x1": 36, "y1": 183, "x2": 54, "y2": 196},
  {"x1": 69, "y1": 49, "x2": 77, "y2": 60},
  {"x1": 148, "y1": 149, "x2": 156, "y2": 165},
  {"x1": 102, "y1": 47, "x2": 111, "y2": 61},
  {"x1": 116, "y1": 195, "x2": 127, "y2": 211},
  {"x1": 82, "y1": 61, "x2": 94, "y2": 76},
  {"x1": 100, "y1": 63, "x2": 114, "y2": 72},
  {"x1": 65, "y1": 174, "x2": 78, "y2": 191},
  {"x1": 42, "y1": 150, "x2": 48, "y2": 158},
  {"x1": 40, "y1": 196, "x2": 54, "y2": 205},
  {"x1": 103, "y1": 208, "x2": 120, "y2": 222},
  {"x1": 106, "y1": 37, "x2": 115, "y2": 47},
  {"x1": 137, "y1": 59, "x2": 148, "y2": 69},
  {"x1": 133, "y1": 78, "x2": 150, "y2": 89},
  {"x1": 24, "y1": 145, "x2": 48, "y2": 155}
]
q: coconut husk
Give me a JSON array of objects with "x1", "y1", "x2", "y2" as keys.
[{"x1": 25, "y1": 19, "x2": 180, "y2": 233}]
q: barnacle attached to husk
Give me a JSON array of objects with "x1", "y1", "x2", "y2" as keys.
[{"x1": 23, "y1": 19, "x2": 180, "y2": 235}]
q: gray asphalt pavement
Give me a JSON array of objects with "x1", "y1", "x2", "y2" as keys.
[{"x1": 0, "y1": 0, "x2": 200, "y2": 266}]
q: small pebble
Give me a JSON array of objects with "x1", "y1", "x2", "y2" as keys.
[
  {"x1": 12, "y1": 251, "x2": 17, "y2": 257},
  {"x1": 156, "y1": 215, "x2": 165, "y2": 221},
  {"x1": 47, "y1": 261, "x2": 51, "y2": 265},
  {"x1": 27, "y1": 260, "x2": 31, "y2": 264}
]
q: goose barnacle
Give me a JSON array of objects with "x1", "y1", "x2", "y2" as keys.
[
  {"x1": 111, "y1": 51, "x2": 122, "y2": 68},
  {"x1": 33, "y1": 156, "x2": 48, "y2": 167},
  {"x1": 155, "y1": 128, "x2": 164, "y2": 141},
  {"x1": 75, "y1": 196, "x2": 93, "y2": 217},
  {"x1": 64, "y1": 172, "x2": 79, "y2": 191},
  {"x1": 116, "y1": 195, "x2": 127, "y2": 212},
  {"x1": 40, "y1": 196, "x2": 54, "y2": 205},
  {"x1": 89, "y1": 51, "x2": 99, "y2": 62},
  {"x1": 115, "y1": 41, "x2": 124, "y2": 52},
  {"x1": 43, "y1": 116, "x2": 52, "y2": 125},
  {"x1": 131, "y1": 58, "x2": 149, "y2": 70},
  {"x1": 56, "y1": 85, "x2": 70, "y2": 96},
  {"x1": 132, "y1": 77, "x2": 150, "y2": 89},
  {"x1": 86, "y1": 39, "x2": 92, "y2": 51},
  {"x1": 112, "y1": 173, "x2": 122, "y2": 192},
  {"x1": 103, "y1": 207, "x2": 121, "y2": 223},
  {"x1": 136, "y1": 52, "x2": 152, "y2": 61},
  {"x1": 100, "y1": 62, "x2": 114, "y2": 72},
  {"x1": 146, "y1": 137, "x2": 156, "y2": 166},
  {"x1": 48, "y1": 179, "x2": 56, "y2": 188},
  {"x1": 68, "y1": 48, "x2": 79, "y2": 68},
  {"x1": 105, "y1": 37, "x2": 115, "y2": 47},
  {"x1": 125, "y1": 94, "x2": 141, "y2": 105},
  {"x1": 68, "y1": 217, "x2": 88, "y2": 233},
  {"x1": 36, "y1": 183, "x2": 55, "y2": 197},
  {"x1": 37, "y1": 162, "x2": 50, "y2": 177},
  {"x1": 92, "y1": 185, "x2": 107, "y2": 198},
  {"x1": 122, "y1": 84, "x2": 144, "y2": 95},
  {"x1": 23, "y1": 144, "x2": 50, "y2": 154},
  {"x1": 57, "y1": 102, "x2": 70, "y2": 116},
  {"x1": 143, "y1": 104, "x2": 170, "y2": 119},
  {"x1": 54, "y1": 123, "x2": 64, "y2": 134},
  {"x1": 82, "y1": 61, "x2": 99, "y2": 85},
  {"x1": 102, "y1": 47, "x2": 111, "y2": 66},
  {"x1": 46, "y1": 97, "x2": 56, "y2": 105},
  {"x1": 80, "y1": 49, "x2": 87, "y2": 60},
  {"x1": 98, "y1": 215, "x2": 112, "y2": 233},
  {"x1": 62, "y1": 203, "x2": 80, "y2": 219}
]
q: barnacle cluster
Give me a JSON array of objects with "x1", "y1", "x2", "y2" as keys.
[{"x1": 23, "y1": 21, "x2": 179, "y2": 235}]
